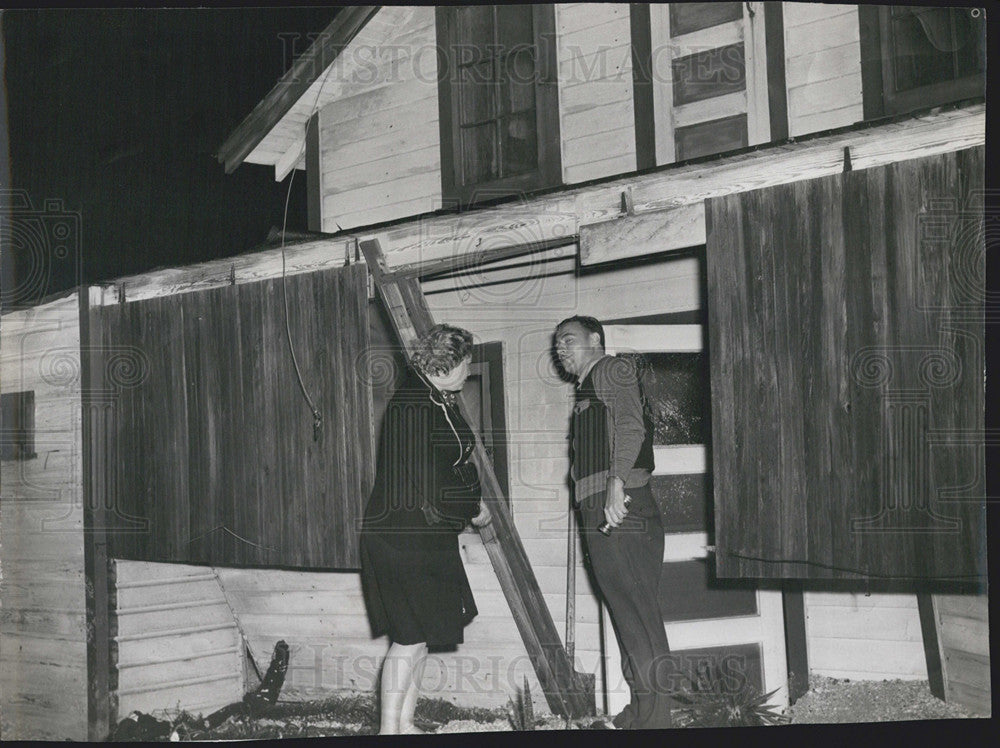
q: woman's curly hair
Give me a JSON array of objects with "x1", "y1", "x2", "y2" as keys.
[{"x1": 411, "y1": 324, "x2": 474, "y2": 376}]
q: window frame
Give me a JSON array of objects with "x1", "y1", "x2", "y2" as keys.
[
  {"x1": 860, "y1": 5, "x2": 985, "y2": 119},
  {"x1": 435, "y1": 4, "x2": 562, "y2": 207}
]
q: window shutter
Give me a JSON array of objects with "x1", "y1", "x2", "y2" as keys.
[
  {"x1": 706, "y1": 147, "x2": 984, "y2": 581},
  {"x1": 96, "y1": 263, "x2": 374, "y2": 569}
]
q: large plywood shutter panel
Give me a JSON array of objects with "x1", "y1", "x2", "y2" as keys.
[
  {"x1": 706, "y1": 147, "x2": 984, "y2": 580},
  {"x1": 94, "y1": 263, "x2": 373, "y2": 569}
]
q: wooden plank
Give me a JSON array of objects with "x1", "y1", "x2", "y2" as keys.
[
  {"x1": 564, "y1": 114, "x2": 637, "y2": 160},
  {"x1": 782, "y1": 583, "x2": 809, "y2": 703},
  {"x1": 943, "y1": 678, "x2": 991, "y2": 716},
  {"x1": 808, "y1": 639, "x2": 927, "y2": 678},
  {"x1": 579, "y1": 203, "x2": 705, "y2": 266},
  {"x1": 630, "y1": 2, "x2": 655, "y2": 171},
  {"x1": 782, "y1": 2, "x2": 858, "y2": 29},
  {"x1": 79, "y1": 285, "x2": 114, "y2": 738},
  {"x1": 359, "y1": 238, "x2": 594, "y2": 718},
  {"x1": 806, "y1": 604, "x2": 922, "y2": 642},
  {"x1": 649, "y1": 2, "x2": 676, "y2": 166},
  {"x1": 561, "y1": 99, "x2": 635, "y2": 141},
  {"x1": 785, "y1": 41, "x2": 863, "y2": 89},
  {"x1": 787, "y1": 73, "x2": 863, "y2": 120},
  {"x1": 783, "y1": 9, "x2": 859, "y2": 58},
  {"x1": 918, "y1": 594, "x2": 945, "y2": 699},
  {"x1": 745, "y1": 2, "x2": 771, "y2": 146},
  {"x1": 673, "y1": 90, "x2": 747, "y2": 130},
  {"x1": 938, "y1": 614, "x2": 990, "y2": 658}
]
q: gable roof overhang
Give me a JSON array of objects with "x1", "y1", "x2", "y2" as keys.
[{"x1": 215, "y1": 5, "x2": 380, "y2": 176}]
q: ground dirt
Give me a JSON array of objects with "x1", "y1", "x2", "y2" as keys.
[{"x1": 1, "y1": 675, "x2": 986, "y2": 740}]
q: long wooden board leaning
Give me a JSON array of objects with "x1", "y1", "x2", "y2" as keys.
[{"x1": 359, "y1": 238, "x2": 595, "y2": 718}]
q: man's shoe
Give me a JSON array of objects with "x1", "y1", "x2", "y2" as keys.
[{"x1": 588, "y1": 719, "x2": 617, "y2": 729}]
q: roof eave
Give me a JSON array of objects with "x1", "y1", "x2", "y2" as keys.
[{"x1": 215, "y1": 5, "x2": 381, "y2": 174}]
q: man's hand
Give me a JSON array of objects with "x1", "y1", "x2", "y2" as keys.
[
  {"x1": 471, "y1": 500, "x2": 492, "y2": 527},
  {"x1": 604, "y1": 477, "x2": 629, "y2": 528}
]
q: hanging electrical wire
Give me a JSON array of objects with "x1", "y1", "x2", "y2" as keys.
[{"x1": 276, "y1": 38, "x2": 344, "y2": 443}]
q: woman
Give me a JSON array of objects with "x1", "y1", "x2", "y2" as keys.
[{"x1": 359, "y1": 324, "x2": 492, "y2": 735}]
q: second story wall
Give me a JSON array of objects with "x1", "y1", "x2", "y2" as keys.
[
  {"x1": 783, "y1": 3, "x2": 862, "y2": 136},
  {"x1": 556, "y1": 3, "x2": 636, "y2": 184},
  {"x1": 318, "y1": 6, "x2": 441, "y2": 231},
  {"x1": 307, "y1": 4, "x2": 981, "y2": 233}
]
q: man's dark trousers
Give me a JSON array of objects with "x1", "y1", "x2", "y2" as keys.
[{"x1": 580, "y1": 481, "x2": 673, "y2": 729}]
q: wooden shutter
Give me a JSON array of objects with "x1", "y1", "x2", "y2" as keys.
[
  {"x1": 706, "y1": 147, "x2": 984, "y2": 580},
  {"x1": 94, "y1": 264, "x2": 373, "y2": 569}
]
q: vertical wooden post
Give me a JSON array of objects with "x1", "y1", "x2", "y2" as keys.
[
  {"x1": 916, "y1": 593, "x2": 946, "y2": 700},
  {"x1": 781, "y1": 582, "x2": 809, "y2": 704},
  {"x1": 359, "y1": 239, "x2": 595, "y2": 717},
  {"x1": 79, "y1": 286, "x2": 114, "y2": 738}
]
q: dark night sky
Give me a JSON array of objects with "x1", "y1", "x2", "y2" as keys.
[{"x1": 2, "y1": 7, "x2": 338, "y2": 307}]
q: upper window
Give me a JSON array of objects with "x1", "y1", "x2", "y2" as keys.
[
  {"x1": 436, "y1": 5, "x2": 561, "y2": 207},
  {"x1": 862, "y1": 6, "x2": 985, "y2": 118}
]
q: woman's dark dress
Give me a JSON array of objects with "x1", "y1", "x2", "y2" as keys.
[{"x1": 359, "y1": 368, "x2": 482, "y2": 646}]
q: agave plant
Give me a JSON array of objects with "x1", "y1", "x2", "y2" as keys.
[
  {"x1": 506, "y1": 676, "x2": 536, "y2": 731},
  {"x1": 672, "y1": 661, "x2": 789, "y2": 728}
]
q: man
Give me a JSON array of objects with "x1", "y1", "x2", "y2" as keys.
[{"x1": 554, "y1": 315, "x2": 673, "y2": 730}]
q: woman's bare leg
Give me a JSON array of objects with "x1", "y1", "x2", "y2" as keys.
[
  {"x1": 379, "y1": 641, "x2": 427, "y2": 735},
  {"x1": 399, "y1": 644, "x2": 429, "y2": 733}
]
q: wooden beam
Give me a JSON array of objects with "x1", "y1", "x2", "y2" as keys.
[
  {"x1": 215, "y1": 6, "x2": 380, "y2": 174},
  {"x1": 917, "y1": 593, "x2": 946, "y2": 700},
  {"x1": 99, "y1": 104, "x2": 982, "y2": 305},
  {"x1": 579, "y1": 203, "x2": 706, "y2": 266},
  {"x1": 275, "y1": 141, "x2": 306, "y2": 184},
  {"x1": 629, "y1": 2, "x2": 655, "y2": 171},
  {"x1": 359, "y1": 238, "x2": 595, "y2": 718},
  {"x1": 79, "y1": 286, "x2": 115, "y2": 739},
  {"x1": 764, "y1": 1, "x2": 788, "y2": 142},
  {"x1": 781, "y1": 582, "x2": 809, "y2": 704},
  {"x1": 90, "y1": 236, "x2": 355, "y2": 306},
  {"x1": 363, "y1": 103, "x2": 983, "y2": 271}
]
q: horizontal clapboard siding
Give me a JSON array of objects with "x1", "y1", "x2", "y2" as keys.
[
  {"x1": 113, "y1": 561, "x2": 244, "y2": 718},
  {"x1": 1, "y1": 294, "x2": 88, "y2": 741},
  {"x1": 783, "y1": 3, "x2": 863, "y2": 136},
  {"x1": 556, "y1": 3, "x2": 636, "y2": 184},
  {"x1": 318, "y1": 6, "x2": 441, "y2": 231},
  {"x1": 804, "y1": 592, "x2": 928, "y2": 681},
  {"x1": 935, "y1": 593, "x2": 990, "y2": 715}
]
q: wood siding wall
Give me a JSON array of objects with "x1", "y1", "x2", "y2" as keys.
[
  {"x1": 783, "y1": 3, "x2": 863, "y2": 137},
  {"x1": 97, "y1": 263, "x2": 373, "y2": 569},
  {"x1": 707, "y1": 147, "x2": 985, "y2": 580},
  {"x1": 804, "y1": 592, "x2": 927, "y2": 680},
  {"x1": 555, "y1": 3, "x2": 637, "y2": 184},
  {"x1": 318, "y1": 6, "x2": 442, "y2": 231},
  {"x1": 0, "y1": 294, "x2": 88, "y2": 740},
  {"x1": 933, "y1": 593, "x2": 990, "y2": 715},
  {"x1": 109, "y1": 252, "x2": 700, "y2": 712},
  {"x1": 114, "y1": 561, "x2": 244, "y2": 718}
]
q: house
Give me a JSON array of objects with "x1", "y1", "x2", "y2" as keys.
[{"x1": 0, "y1": 4, "x2": 987, "y2": 740}]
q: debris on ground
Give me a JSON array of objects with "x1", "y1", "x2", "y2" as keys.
[{"x1": 787, "y1": 676, "x2": 982, "y2": 723}]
